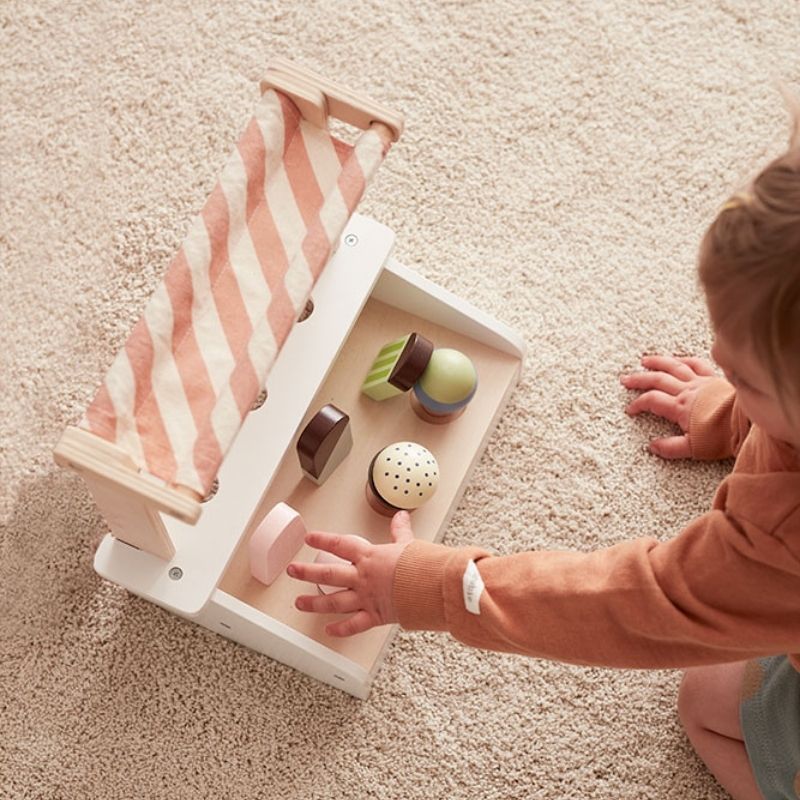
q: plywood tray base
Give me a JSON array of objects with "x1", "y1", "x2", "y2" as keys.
[{"x1": 219, "y1": 297, "x2": 521, "y2": 673}]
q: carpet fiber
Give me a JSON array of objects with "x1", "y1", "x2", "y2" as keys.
[{"x1": 2, "y1": 2, "x2": 798, "y2": 798}]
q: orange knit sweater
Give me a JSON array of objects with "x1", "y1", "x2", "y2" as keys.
[{"x1": 392, "y1": 378, "x2": 800, "y2": 670}]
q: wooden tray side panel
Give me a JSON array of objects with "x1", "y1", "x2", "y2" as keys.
[{"x1": 201, "y1": 592, "x2": 372, "y2": 699}]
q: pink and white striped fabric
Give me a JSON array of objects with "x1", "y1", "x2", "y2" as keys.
[{"x1": 81, "y1": 89, "x2": 391, "y2": 496}]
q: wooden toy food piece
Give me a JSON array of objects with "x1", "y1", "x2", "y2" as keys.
[
  {"x1": 313, "y1": 535, "x2": 369, "y2": 594},
  {"x1": 411, "y1": 348, "x2": 478, "y2": 423},
  {"x1": 366, "y1": 441, "x2": 439, "y2": 517},
  {"x1": 249, "y1": 502, "x2": 307, "y2": 586},
  {"x1": 296, "y1": 404, "x2": 352, "y2": 484},
  {"x1": 361, "y1": 332, "x2": 434, "y2": 400}
]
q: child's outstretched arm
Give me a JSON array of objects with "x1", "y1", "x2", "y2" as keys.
[
  {"x1": 621, "y1": 354, "x2": 750, "y2": 460},
  {"x1": 289, "y1": 496, "x2": 800, "y2": 670}
]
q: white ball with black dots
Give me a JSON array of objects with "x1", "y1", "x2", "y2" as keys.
[{"x1": 368, "y1": 441, "x2": 439, "y2": 515}]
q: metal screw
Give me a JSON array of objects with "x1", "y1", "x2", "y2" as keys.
[
  {"x1": 202, "y1": 476, "x2": 220, "y2": 502},
  {"x1": 169, "y1": 567, "x2": 183, "y2": 580},
  {"x1": 297, "y1": 298, "x2": 314, "y2": 322},
  {"x1": 343, "y1": 233, "x2": 358, "y2": 247},
  {"x1": 251, "y1": 389, "x2": 268, "y2": 410}
]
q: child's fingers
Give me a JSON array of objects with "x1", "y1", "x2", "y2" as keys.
[
  {"x1": 287, "y1": 560, "x2": 357, "y2": 588},
  {"x1": 677, "y1": 356, "x2": 717, "y2": 377},
  {"x1": 325, "y1": 610, "x2": 375, "y2": 637},
  {"x1": 648, "y1": 435, "x2": 692, "y2": 459},
  {"x1": 390, "y1": 510, "x2": 415, "y2": 544},
  {"x1": 625, "y1": 390, "x2": 681, "y2": 424},
  {"x1": 305, "y1": 531, "x2": 368, "y2": 561},
  {"x1": 620, "y1": 371, "x2": 684, "y2": 395},
  {"x1": 640, "y1": 355, "x2": 695, "y2": 381},
  {"x1": 295, "y1": 589, "x2": 361, "y2": 615}
]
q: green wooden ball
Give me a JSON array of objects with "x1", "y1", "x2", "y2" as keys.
[{"x1": 417, "y1": 348, "x2": 477, "y2": 404}]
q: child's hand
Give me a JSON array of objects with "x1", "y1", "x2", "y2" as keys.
[
  {"x1": 620, "y1": 355, "x2": 718, "y2": 459},
  {"x1": 287, "y1": 511, "x2": 415, "y2": 637}
]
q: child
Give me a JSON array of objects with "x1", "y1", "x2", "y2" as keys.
[{"x1": 287, "y1": 115, "x2": 800, "y2": 800}]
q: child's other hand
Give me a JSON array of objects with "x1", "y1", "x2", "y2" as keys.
[
  {"x1": 287, "y1": 511, "x2": 415, "y2": 637},
  {"x1": 620, "y1": 355, "x2": 718, "y2": 459}
]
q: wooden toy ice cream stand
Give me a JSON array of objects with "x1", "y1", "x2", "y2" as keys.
[{"x1": 54, "y1": 60, "x2": 526, "y2": 699}]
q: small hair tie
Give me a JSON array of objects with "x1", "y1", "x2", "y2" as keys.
[{"x1": 720, "y1": 191, "x2": 754, "y2": 212}]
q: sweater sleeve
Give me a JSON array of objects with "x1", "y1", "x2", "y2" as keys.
[
  {"x1": 688, "y1": 377, "x2": 751, "y2": 460},
  {"x1": 392, "y1": 481, "x2": 800, "y2": 668}
]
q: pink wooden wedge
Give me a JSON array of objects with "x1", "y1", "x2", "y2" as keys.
[{"x1": 249, "y1": 502, "x2": 307, "y2": 586}]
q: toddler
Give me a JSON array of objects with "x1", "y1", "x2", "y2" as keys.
[{"x1": 288, "y1": 114, "x2": 800, "y2": 800}]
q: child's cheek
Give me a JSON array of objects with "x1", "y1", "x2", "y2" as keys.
[{"x1": 744, "y1": 394, "x2": 796, "y2": 443}]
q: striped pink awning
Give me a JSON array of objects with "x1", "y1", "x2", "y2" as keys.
[{"x1": 80, "y1": 89, "x2": 391, "y2": 496}]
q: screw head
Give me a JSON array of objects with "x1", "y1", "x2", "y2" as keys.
[
  {"x1": 250, "y1": 389, "x2": 268, "y2": 411},
  {"x1": 169, "y1": 567, "x2": 183, "y2": 580},
  {"x1": 343, "y1": 233, "x2": 358, "y2": 247},
  {"x1": 201, "y1": 477, "x2": 220, "y2": 502},
  {"x1": 297, "y1": 298, "x2": 314, "y2": 322}
]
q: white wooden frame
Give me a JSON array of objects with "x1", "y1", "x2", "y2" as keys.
[{"x1": 53, "y1": 64, "x2": 527, "y2": 699}]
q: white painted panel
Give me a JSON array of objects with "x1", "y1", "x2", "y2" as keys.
[{"x1": 203, "y1": 590, "x2": 371, "y2": 699}]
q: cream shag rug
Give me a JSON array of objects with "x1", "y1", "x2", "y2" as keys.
[{"x1": 2, "y1": 1, "x2": 798, "y2": 798}]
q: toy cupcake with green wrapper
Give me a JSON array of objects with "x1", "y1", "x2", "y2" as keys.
[{"x1": 361, "y1": 332, "x2": 433, "y2": 400}]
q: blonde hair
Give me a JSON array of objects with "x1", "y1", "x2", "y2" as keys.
[{"x1": 698, "y1": 93, "x2": 800, "y2": 423}]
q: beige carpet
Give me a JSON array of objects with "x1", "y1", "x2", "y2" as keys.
[{"x1": 2, "y1": 1, "x2": 798, "y2": 797}]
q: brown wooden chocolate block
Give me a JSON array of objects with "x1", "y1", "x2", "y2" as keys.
[
  {"x1": 297, "y1": 404, "x2": 352, "y2": 485},
  {"x1": 388, "y1": 332, "x2": 434, "y2": 391}
]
